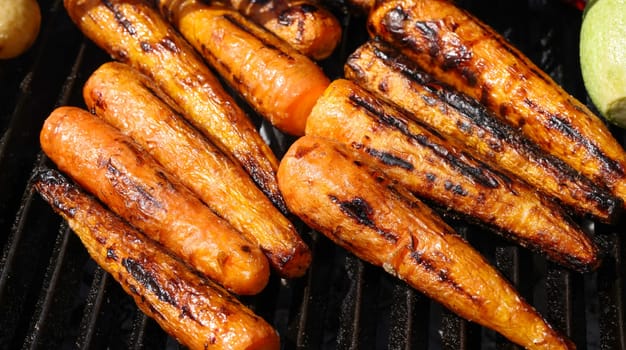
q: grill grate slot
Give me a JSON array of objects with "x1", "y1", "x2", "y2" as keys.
[{"x1": 1, "y1": 0, "x2": 625, "y2": 349}]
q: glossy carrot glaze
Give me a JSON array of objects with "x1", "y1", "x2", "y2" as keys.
[
  {"x1": 40, "y1": 106, "x2": 270, "y2": 295},
  {"x1": 345, "y1": 40, "x2": 621, "y2": 222},
  {"x1": 157, "y1": 0, "x2": 330, "y2": 136},
  {"x1": 306, "y1": 79, "x2": 600, "y2": 272},
  {"x1": 83, "y1": 62, "x2": 311, "y2": 277},
  {"x1": 64, "y1": 0, "x2": 287, "y2": 214},
  {"x1": 278, "y1": 135, "x2": 574, "y2": 350},
  {"x1": 34, "y1": 168, "x2": 280, "y2": 350},
  {"x1": 368, "y1": 0, "x2": 626, "y2": 209}
]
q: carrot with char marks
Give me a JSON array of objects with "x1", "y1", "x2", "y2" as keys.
[
  {"x1": 83, "y1": 62, "x2": 311, "y2": 278},
  {"x1": 278, "y1": 135, "x2": 575, "y2": 350},
  {"x1": 306, "y1": 79, "x2": 600, "y2": 272},
  {"x1": 367, "y1": 0, "x2": 626, "y2": 208},
  {"x1": 40, "y1": 106, "x2": 270, "y2": 295},
  {"x1": 34, "y1": 168, "x2": 280, "y2": 350},
  {"x1": 214, "y1": 0, "x2": 342, "y2": 60},
  {"x1": 63, "y1": 0, "x2": 287, "y2": 214},
  {"x1": 344, "y1": 40, "x2": 621, "y2": 223},
  {"x1": 157, "y1": 0, "x2": 330, "y2": 136}
]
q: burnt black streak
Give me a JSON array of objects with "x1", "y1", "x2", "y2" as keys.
[
  {"x1": 329, "y1": 195, "x2": 398, "y2": 243},
  {"x1": 354, "y1": 143, "x2": 414, "y2": 170},
  {"x1": 102, "y1": 0, "x2": 137, "y2": 36},
  {"x1": 123, "y1": 257, "x2": 177, "y2": 306},
  {"x1": 409, "y1": 250, "x2": 476, "y2": 301},
  {"x1": 348, "y1": 92, "x2": 500, "y2": 189},
  {"x1": 104, "y1": 158, "x2": 165, "y2": 215},
  {"x1": 239, "y1": 154, "x2": 289, "y2": 215},
  {"x1": 33, "y1": 168, "x2": 79, "y2": 218},
  {"x1": 379, "y1": 5, "x2": 625, "y2": 181},
  {"x1": 363, "y1": 41, "x2": 620, "y2": 215}
]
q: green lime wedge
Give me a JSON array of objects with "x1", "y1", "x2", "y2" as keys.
[{"x1": 579, "y1": 0, "x2": 626, "y2": 127}]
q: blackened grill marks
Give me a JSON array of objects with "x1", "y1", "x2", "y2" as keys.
[
  {"x1": 329, "y1": 195, "x2": 398, "y2": 243},
  {"x1": 34, "y1": 170, "x2": 79, "y2": 218},
  {"x1": 123, "y1": 257, "x2": 177, "y2": 306},
  {"x1": 354, "y1": 143, "x2": 414, "y2": 170},
  {"x1": 379, "y1": 5, "x2": 626, "y2": 181},
  {"x1": 104, "y1": 158, "x2": 166, "y2": 216},
  {"x1": 102, "y1": 0, "x2": 136, "y2": 36},
  {"x1": 239, "y1": 155, "x2": 289, "y2": 215},
  {"x1": 408, "y1": 250, "x2": 476, "y2": 301},
  {"x1": 347, "y1": 93, "x2": 500, "y2": 189}
]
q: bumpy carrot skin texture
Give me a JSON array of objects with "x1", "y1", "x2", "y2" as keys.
[
  {"x1": 344, "y1": 40, "x2": 621, "y2": 223},
  {"x1": 40, "y1": 106, "x2": 270, "y2": 295},
  {"x1": 83, "y1": 62, "x2": 311, "y2": 278},
  {"x1": 217, "y1": 0, "x2": 342, "y2": 60},
  {"x1": 157, "y1": 0, "x2": 330, "y2": 136},
  {"x1": 34, "y1": 169, "x2": 281, "y2": 350},
  {"x1": 306, "y1": 79, "x2": 600, "y2": 273},
  {"x1": 367, "y1": 0, "x2": 626, "y2": 208},
  {"x1": 278, "y1": 135, "x2": 575, "y2": 350},
  {"x1": 63, "y1": 0, "x2": 287, "y2": 215}
]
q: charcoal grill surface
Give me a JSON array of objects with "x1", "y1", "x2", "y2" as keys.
[{"x1": 1, "y1": 0, "x2": 624, "y2": 349}]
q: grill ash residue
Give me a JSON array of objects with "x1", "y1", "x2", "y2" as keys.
[{"x1": 123, "y1": 258, "x2": 177, "y2": 306}]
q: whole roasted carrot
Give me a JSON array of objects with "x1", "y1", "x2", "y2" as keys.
[
  {"x1": 215, "y1": 0, "x2": 342, "y2": 60},
  {"x1": 63, "y1": 0, "x2": 287, "y2": 214},
  {"x1": 306, "y1": 79, "x2": 600, "y2": 272},
  {"x1": 344, "y1": 39, "x2": 621, "y2": 222},
  {"x1": 34, "y1": 168, "x2": 280, "y2": 350},
  {"x1": 278, "y1": 135, "x2": 575, "y2": 350},
  {"x1": 40, "y1": 106, "x2": 270, "y2": 295},
  {"x1": 157, "y1": 0, "x2": 330, "y2": 136},
  {"x1": 83, "y1": 61, "x2": 311, "y2": 278},
  {"x1": 367, "y1": 0, "x2": 626, "y2": 208}
]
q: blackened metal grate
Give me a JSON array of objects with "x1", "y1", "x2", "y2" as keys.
[{"x1": 1, "y1": 0, "x2": 624, "y2": 349}]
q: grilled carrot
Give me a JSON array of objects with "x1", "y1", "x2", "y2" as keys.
[
  {"x1": 34, "y1": 168, "x2": 280, "y2": 350},
  {"x1": 157, "y1": 0, "x2": 330, "y2": 136},
  {"x1": 83, "y1": 61, "x2": 311, "y2": 278},
  {"x1": 367, "y1": 0, "x2": 626, "y2": 208},
  {"x1": 40, "y1": 106, "x2": 270, "y2": 295},
  {"x1": 278, "y1": 135, "x2": 575, "y2": 350},
  {"x1": 216, "y1": 0, "x2": 342, "y2": 60},
  {"x1": 63, "y1": 0, "x2": 287, "y2": 214},
  {"x1": 306, "y1": 79, "x2": 599, "y2": 272},
  {"x1": 344, "y1": 40, "x2": 621, "y2": 222}
]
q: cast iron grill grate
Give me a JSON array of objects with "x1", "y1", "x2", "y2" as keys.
[{"x1": 1, "y1": 0, "x2": 624, "y2": 349}]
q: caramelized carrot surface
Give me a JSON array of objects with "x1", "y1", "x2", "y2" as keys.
[
  {"x1": 158, "y1": 0, "x2": 330, "y2": 136},
  {"x1": 345, "y1": 40, "x2": 621, "y2": 222},
  {"x1": 40, "y1": 106, "x2": 270, "y2": 295},
  {"x1": 64, "y1": 0, "x2": 287, "y2": 213},
  {"x1": 83, "y1": 62, "x2": 311, "y2": 278},
  {"x1": 34, "y1": 168, "x2": 280, "y2": 350},
  {"x1": 278, "y1": 135, "x2": 574, "y2": 350},
  {"x1": 368, "y1": 0, "x2": 626, "y2": 208},
  {"x1": 306, "y1": 79, "x2": 600, "y2": 272}
]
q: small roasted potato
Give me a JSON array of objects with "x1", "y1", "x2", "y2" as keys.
[{"x1": 0, "y1": 0, "x2": 41, "y2": 59}]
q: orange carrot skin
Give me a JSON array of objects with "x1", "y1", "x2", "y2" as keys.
[
  {"x1": 63, "y1": 0, "x2": 287, "y2": 214},
  {"x1": 217, "y1": 0, "x2": 342, "y2": 60},
  {"x1": 40, "y1": 106, "x2": 270, "y2": 295},
  {"x1": 278, "y1": 135, "x2": 574, "y2": 350},
  {"x1": 158, "y1": 0, "x2": 330, "y2": 136},
  {"x1": 368, "y1": 0, "x2": 626, "y2": 208},
  {"x1": 306, "y1": 79, "x2": 600, "y2": 273},
  {"x1": 34, "y1": 168, "x2": 280, "y2": 350},
  {"x1": 344, "y1": 39, "x2": 621, "y2": 223},
  {"x1": 83, "y1": 62, "x2": 311, "y2": 278}
]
